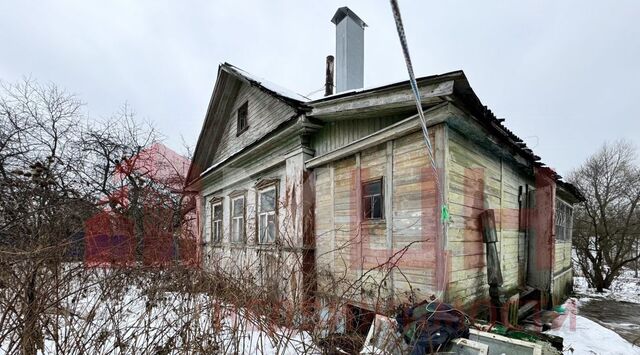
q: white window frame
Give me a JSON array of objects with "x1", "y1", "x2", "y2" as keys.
[
  {"x1": 231, "y1": 195, "x2": 245, "y2": 244},
  {"x1": 258, "y1": 185, "x2": 277, "y2": 244},
  {"x1": 555, "y1": 198, "x2": 574, "y2": 242},
  {"x1": 211, "y1": 200, "x2": 223, "y2": 244}
]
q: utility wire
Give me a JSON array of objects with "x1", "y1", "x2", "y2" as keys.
[{"x1": 388, "y1": 0, "x2": 449, "y2": 223}]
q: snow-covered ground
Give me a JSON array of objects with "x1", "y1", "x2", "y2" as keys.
[
  {"x1": 4, "y1": 266, "x2": 639, "y2": 354},
  {"x1": 574, "y1": 269, "x2": 640, "y2": 304},
  {"x1": 0, "y1": 269, "x2": 320, "y2": 355},
  {"x1": 546, "y1": 298, "x2": 640, "y2": 354},
  {"x1": 546, "y1": 269, "x2": 640, "y2": 355}
]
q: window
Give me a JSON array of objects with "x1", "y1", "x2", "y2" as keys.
[
  {"x1": 211, "y1": 200, "x2": 223, "y2": 244},
  {"x1": 362, "y1": 178, "x2": 383, "y2": 220},
  {"x1": 555, "y1": 199, "x2": 573, "y2": 242},
  {"x1": 258, "y1": 186, "x2": 277, "y2": 244},
  {"x1": 231, "y1": 196, "x2": 245, "y2": 243},
  {"x1": 236, "y1": 101, "x2": 248, "y2": 136}
]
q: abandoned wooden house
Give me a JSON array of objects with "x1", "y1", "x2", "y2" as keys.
[{"x1": 185, "y1": 7, "x2": 583, "y2": 322}]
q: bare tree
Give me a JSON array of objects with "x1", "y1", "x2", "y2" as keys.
[
  {"x1": 569, "y1": 140, "x2": 640, "y2": 291},
  {"x1": 0, "y1": 79, "x2": 199, "y2": 354},
  {"x1": 0, "y1": 78, "x2": 91, "y2": 354}
]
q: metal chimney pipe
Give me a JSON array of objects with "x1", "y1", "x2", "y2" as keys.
[
  {"x1": 331, "y1": 7, "x2": 367, "y2": 93},
  {"x1": 325, "y1": 55, "x2": 334, "y2": 96}
]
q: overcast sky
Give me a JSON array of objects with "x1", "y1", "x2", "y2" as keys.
[{"x1": 1, "y1": 0, "x2": 639, "y2": 176}]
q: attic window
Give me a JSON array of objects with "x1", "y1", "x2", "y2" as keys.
[{"x1": 236, "y1": 101, "x2": 248, "y2": 136}]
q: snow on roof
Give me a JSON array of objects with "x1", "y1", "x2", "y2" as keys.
[{"x1": 223, "y1": 63, "x2": 311, "y2": 103}]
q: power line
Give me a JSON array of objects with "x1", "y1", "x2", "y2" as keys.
[{"x1": 388, "y1": 0, "x2": 448, "y2": 224}]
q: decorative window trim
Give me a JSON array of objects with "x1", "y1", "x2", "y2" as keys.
[
  {"x1": 210, "y1": 196, "x2": 223, "y2": 204},
  {"x1": 256, "y1": 183, "x2": 278, "y2": 244},
  {"x1": 229, "y1": 189, "x2": 247, "y2": 198},
  {"x1": 230, "y1": 194, "x2": 246, "y2": 244},
  {"x1": 361, "y1": 177, "x2": 384, "y2": 221},
  {"x1": 236, "y1": 101, "x2": 249, "y2": 136},
  {"x1": 255, "y1": 178, "x2": 279, "y2": 190},
  {"x1": 210, "y1": 199, "x2": 223, "y2": 244}
]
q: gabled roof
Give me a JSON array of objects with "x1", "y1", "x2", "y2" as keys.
[
  {"x1": 186, "y1": 63, "x2": 309, "y2": 185},
  {"x1": 186, "y1": 63, "x2": 584, "y2": 201},
  {"x1": 222, "y1": 63, "x2": 311, "y2": 105}
]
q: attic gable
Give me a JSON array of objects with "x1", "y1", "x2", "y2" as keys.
[{"x1": 186, "y1": 64, "x2": 309, "y2": 185}]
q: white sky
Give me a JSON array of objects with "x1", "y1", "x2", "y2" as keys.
[{"x1": 1, "y1": 0, "x2": 639, "y2": 175}]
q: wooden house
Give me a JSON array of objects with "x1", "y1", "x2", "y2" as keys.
[{"x1": 185, "y1": 7, "x2": 583, "y2": 323}]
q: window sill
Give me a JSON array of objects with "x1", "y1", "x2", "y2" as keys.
[
  {"x1": 236, "y1": 126, "x2": 249, "y2": 137},
  {"x1": 254, "y1": 242, "x2": 280, "y2": 250},
  {"x1": 361, "y1": 219, "x2": 386, "y2": 225}
]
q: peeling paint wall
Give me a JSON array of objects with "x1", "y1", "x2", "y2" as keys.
[
  {"x1": 314, "y1": 128, "x2": 442, "y2": 311},
  {"x1": 445, "y1": 127, "x2": 535, "y2": 307}
]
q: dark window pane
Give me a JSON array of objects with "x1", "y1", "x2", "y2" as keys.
[
  {"x1": 371, "y1": 196, "x2": 382, "y2": 219},
  {"x1": 213, "y1": 204, "x2": 222, "y2": 221},
  {"x1": 363, "y1": 180, "x2": 382, "y2": 196},
  {"x1": 260, "y1": 189, "x2": 276, "y2": 212},
  {"x1": 233, "y1": 198, "x2": 244, "y2": 217},
  {"x1": 363, "y1": 196, "x2": 372, "y2": 219},
  {"x1": 362, "y1": 179, "x2": 383, "y2": 220},
  {"x1": 237, "y1": 101, "x2": 248, "y2": 134}
]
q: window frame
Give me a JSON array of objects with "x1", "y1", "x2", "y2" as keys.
[
  {"x1": 257, "y1": 184, "x2": 278, "y2": 244},
  {"x1": 230, "y1": 194, "x2": 246, "y2": 244},
  {"x1": 210, "y1": 199, "x2": 223, "y2": 244},
  {"x1": 555, "y1": 198, "x2": 574, "y2": 242},
  {"x1": 361, "y1": 177, "x2": 384, "y2": 221},
  {"x1": 236, "y1": 101, "x2": 249, "y2": 136}
]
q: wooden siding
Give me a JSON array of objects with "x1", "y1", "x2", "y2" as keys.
[
  {"x1": 392, "y1": 130, "x2": 440, "y2": 301},
  {"x1": 446, "y1": 127, "x2": 533, "y2": 306},
  {"x1": 211, "y1": 82, "x2": 297, "y2": 168},
  {"x1": 554, "y1": 241, "x2": 572, "y2": 274},
  {"x1": 315, "y1": 128, "x2": 442, "y2": 308},
  {"x1": 552, "y1": 266, "x2": 572, "y2": 306},
  {"x1": 200, "y1": 128, "x2": 308, "y2": 303},
  {"x1": 311, "y1": 117, "x2": 402, "y2": 156},
  {"x1": 552, "y1": 238, "x2": 573, "y2": 305}
]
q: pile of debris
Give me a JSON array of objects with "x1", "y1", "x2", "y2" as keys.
[{"x1": 320, "y1": 300, "x2": 566, "y2": 355}]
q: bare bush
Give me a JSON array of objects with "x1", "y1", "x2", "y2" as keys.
[{"x1": 0, "y1": 78, "x2": 438, "y2": 354}]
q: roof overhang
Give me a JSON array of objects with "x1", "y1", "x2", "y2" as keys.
[
  {"x1": 306, "y1": 70, "x2": 584, "y2": 202},
  {"x1": 308, "y1": 71, "x2": 462, "y2": 121}
]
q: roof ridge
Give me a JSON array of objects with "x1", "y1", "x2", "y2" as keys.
[{"x1": 221, "y1": 63, "x2": 311, "y2": 104}]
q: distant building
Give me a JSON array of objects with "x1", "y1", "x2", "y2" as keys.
[{"x1": 85, "y1": 143, "x2": 199, "y2": 267}]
